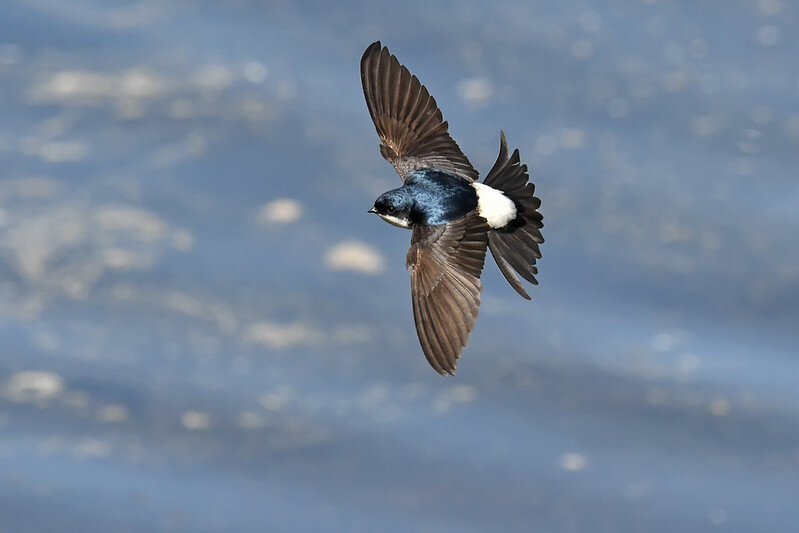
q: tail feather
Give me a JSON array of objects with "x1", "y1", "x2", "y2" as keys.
[
  {"x1": 514, "y1": 228, "x2": 543, "y2": 259},
  {"x1": 488, "y1": 239, "x2": 532, "y2": 300},
  {"x1": 484, "y1": 131, "x2": 544, "y2": 299},
  {"x1": 518, "y1": 196, "x2": 542, "y2": 212},
  {"x1": 503, "y1": 235, "x2": 539, "y2": 277}
]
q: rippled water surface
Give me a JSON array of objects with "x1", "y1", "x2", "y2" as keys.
[{"x1": 1, "y1": 1, "x2": 798, "y2": 531}]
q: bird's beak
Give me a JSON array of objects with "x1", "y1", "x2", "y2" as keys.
[{"x1": 367, "y1": 207, "x2": 377, "y2": 214}]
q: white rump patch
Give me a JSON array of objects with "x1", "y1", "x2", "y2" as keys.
[{"x1": 472, "y1": 183, "x2": 516, "y2": 228}]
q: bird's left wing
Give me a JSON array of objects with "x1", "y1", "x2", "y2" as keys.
[
  {"x1": 360, "y1": 41, "x2": 478, "y2": 183},
  {"x1": 406, "y1": 211, "x2": 489, "y2": 375}
]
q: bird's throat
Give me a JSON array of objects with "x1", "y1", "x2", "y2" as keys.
[{"x1": 378, "y1": 213, "x2": 412, "y2": 228}]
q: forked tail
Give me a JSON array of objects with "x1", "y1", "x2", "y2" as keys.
[{"x1": 483, "y1": 131, "x2": 544, "y2": 300}]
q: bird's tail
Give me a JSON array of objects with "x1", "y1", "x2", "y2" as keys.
[{"x1": 483, "y1": 131, "x2": 544, "y2": 300}]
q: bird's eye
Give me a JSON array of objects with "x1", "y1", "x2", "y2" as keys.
[{"x1": 387, "y1": 205, "x2": 396, "y2": 213}]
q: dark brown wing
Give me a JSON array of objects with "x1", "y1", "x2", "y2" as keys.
[
  {"x1": 360, "y1": 41, "x2": 478, "y2": 183},
  {"x1": 406, "y1": 211, "x2": 489, "y2": 375}
]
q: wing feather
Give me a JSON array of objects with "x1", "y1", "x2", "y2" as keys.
[
  {"x1": 407, "y1": 211, "x2": 489, "y2": 375},
  {"x1": 361, "y1": 41, "x2": 478, "y2": 183}
]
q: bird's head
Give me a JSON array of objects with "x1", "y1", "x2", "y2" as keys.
[{"x1": 369, "y1": 188, "x2": 414, "y2": 228}]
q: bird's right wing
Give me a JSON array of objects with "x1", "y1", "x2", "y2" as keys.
[
  {"x1": 360, "y1": 41, "x2": 479, "y2": 183},
  {"x1": 406, "y1": 211, "x2": 488, "y2": 375}
]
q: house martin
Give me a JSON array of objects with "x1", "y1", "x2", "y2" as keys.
[{"x1": 361, "y1": 41, "x2": 544, "y2": 375}]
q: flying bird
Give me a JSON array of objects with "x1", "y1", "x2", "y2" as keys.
[{"x1": 361, "y1": 41, "x2": 543, "y2": 375}]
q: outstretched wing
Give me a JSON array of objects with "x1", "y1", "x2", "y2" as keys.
[
  {"x1": 406, "y1": 211, "x2": 488, "y2": 375},
  {"x1": 360, "y1": 41, "x2": 478, "y2": 183}
]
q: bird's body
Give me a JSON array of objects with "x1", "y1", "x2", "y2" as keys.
[
  {"x1": 374, "y1": 169, "x2": 477, "y2": 227},
  {"x1": 373, "y1": 169, "x2": 518, "y2": 229},
  {"x1": 361, "y1": 41, "x2": 544, "y2": 375}
]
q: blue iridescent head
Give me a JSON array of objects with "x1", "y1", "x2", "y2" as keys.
[{"x1": 369, "y1": 188, "x2": 414, "y2": 228}]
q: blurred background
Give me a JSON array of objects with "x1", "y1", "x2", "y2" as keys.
[{"x1": 1, "y1": 0, "x2": 798, "y2": 531}]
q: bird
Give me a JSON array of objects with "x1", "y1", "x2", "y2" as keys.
[{"x1": 361, "y1": 41, "x2": 543, "y2": 375}]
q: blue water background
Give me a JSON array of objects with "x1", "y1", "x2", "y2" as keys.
[{"x1": 0, "y1": 1, "x2": 798, "y2": 531}]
